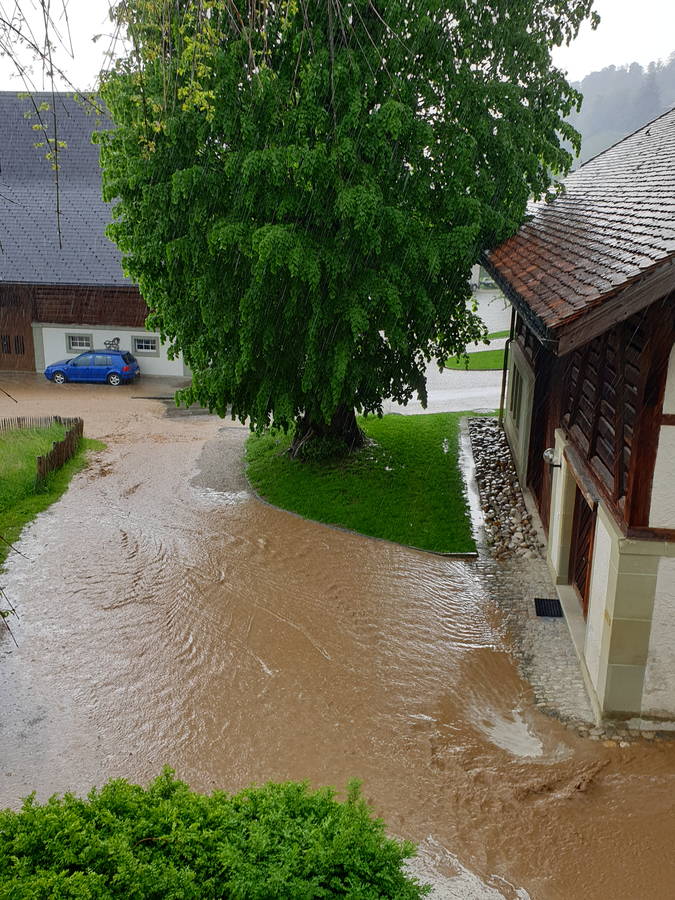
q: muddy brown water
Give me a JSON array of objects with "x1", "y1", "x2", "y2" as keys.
[{"x1": 1, "y1": 377, "x2": 674, "y2": 898}]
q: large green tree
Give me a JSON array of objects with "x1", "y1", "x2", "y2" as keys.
[{"x1": 99, "y1": 0, "x2": 596, "y2": 453}]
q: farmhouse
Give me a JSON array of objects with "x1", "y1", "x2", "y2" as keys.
[
  {"x1": 0, "y1": 92, "x2": 186, "y2": 377},
  {"x1": 485, "y1": 108, "x2": 675, "y2": 722}
]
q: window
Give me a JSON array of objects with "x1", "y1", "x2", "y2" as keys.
[
  {"x1": 132, "y1": 335, "x2": 159, "y2": 356},
  {"x1": 94, "y1": 354, "x2": 112, "y2": 367},
  {"x1": 67, "y1": 333, "x2": 93, "y2": 352},
  {"x1": 1, "y1": 335, "x2": 10, "y2": 354},
  {"x1": 71, "y1": 354, "x2": 94, "y2": 367},
  {"x1": 14, "y1": 335, "x2": 25, "y2": 355},
  {"x1": 509, "y1": 365, "x2": 524, "y2": 431}
]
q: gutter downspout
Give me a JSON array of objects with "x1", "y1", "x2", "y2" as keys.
[{"x1": 498, "y1": 307, "x2": 516, "y2": 425}]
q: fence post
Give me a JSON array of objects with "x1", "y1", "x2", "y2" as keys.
[{"x1": 29, "y1": 416, "x2": 85, "y2": 486}]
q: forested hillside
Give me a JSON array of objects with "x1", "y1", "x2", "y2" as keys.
[{"x1": 571, "y1": 52, "x2": 675, "y2": 163}]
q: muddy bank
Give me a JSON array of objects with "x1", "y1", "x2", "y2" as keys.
[{"x1": 1, "y1": 378, "x2": 674, "y2": 899}]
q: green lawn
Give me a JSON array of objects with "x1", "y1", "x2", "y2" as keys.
[
  {"x1": 0, "y1": 425, "x2": 104, "y2": 569},
  {"x1": 444, "y1": 329, "x2": 509, "y2": 371},
  {"x1": 246, "y1": 412, "x2": 484, "y2": 553},
  {"x1": 444, "y1": 347, "x2": 505, "y2": 371}
]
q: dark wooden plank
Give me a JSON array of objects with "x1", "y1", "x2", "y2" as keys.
[
  {"x1": 588, "y1": 333, "x2": 609, "y2": 460},
  {"x1": 625, "y1": 303, "x2": 675, "y2": 526},
  {"x1": 556, "y1": 264, "x2": 675, "y2": 356},
  {"x1": 568, "y1": 344, "x2": 590, "y2": 429},
  {"x1": 614, "y1": 324, "x2": 626, "y2": 500},
  {"x1": 569, "y1": 485, "x2": 597, "y2": 618},
  {"x1": 627, "y1": 525, "x2": 675, "y2": 541}
]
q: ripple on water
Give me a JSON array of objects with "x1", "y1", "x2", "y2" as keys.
[{"x1": 2, "y1": 411, "x2": 675, "y2": 900}]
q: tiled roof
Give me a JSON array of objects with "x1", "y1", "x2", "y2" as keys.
[
  {"x1": 0, "y1": 92, "x2": 131, "y2": 286},
  {"x1": 485, "y1": 106, "x2": 675, "y2": 337}
]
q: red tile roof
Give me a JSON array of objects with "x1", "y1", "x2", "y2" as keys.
[{"x1": 485, "y1": 106, "x2": 675, "y2": 341}]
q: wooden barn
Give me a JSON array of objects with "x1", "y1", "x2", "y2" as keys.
[
  {"x1": 485, "y1": 108, "x2": 675, "y2": 721},
  {"x1": 0, "y1": 92, "x2": 186, "y2": 377}
]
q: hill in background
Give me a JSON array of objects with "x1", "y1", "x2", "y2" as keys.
[{"x1": 570, "y1": 52, "x2": 675, "y2": 163}]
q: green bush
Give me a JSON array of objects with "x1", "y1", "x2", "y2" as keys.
[{"x1": 0, "y1": 771, "x2": 428, "y2": 898}]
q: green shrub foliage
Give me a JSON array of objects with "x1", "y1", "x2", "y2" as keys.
[
  {"x1": 97, "y1": 1, "x2": 596, "y2": 436},
  {"x1": 0, "y1": 771, "x2": 428, "y2": 897}
]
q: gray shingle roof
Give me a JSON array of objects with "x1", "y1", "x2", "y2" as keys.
[
  {"x1": 0, "y1": 91, "x2": 131, "y2": 286},
  {"x1": 485, "y1": 106, "x2": 675, "y2": 332}
]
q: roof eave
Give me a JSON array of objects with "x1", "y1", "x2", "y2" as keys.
[
  {"x1": 480, "y1": 252, "x2": 559, "y2": 352},
  {"x1": 553, "y1": 256, "x2": 675, "y2": 355},
  {"x1": 482, "y1": 251, "x2": 675, "y2": 357}
]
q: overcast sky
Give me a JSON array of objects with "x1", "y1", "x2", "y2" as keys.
[{"x1": 1, "y1": 0, "x2": 674, "y2": 90}]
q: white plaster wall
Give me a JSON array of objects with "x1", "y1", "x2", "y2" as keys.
[
  {"x1": 649, "y1": 426, "x2": 675, "y2": 529},
  {"x1": 642, "y1": 557, "x2": 675, "y2": 717},
  {"x1": 39, "y1": 325, "x2": 184, "y2": 376},
  {"x1": 584, "y1": 514, "x2": 613, "y2": 691},
  {"x1": 663, "y1": 345, "x2": 675, "y2": 414}
]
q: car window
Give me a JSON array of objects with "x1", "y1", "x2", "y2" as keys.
[
  {"x1": 71, "y1": 354, "x2": 94, "y2": 367},
  {"x1": 94, "y1": 354, "x2": 112, "y2": 367},
  {"x1": 122, "y1": 352, "x2": 136, "y2": 364}
]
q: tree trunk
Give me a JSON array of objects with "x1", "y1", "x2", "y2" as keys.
[{"x1": 289, "y1": 404, "x2": 365, "y2": 459}]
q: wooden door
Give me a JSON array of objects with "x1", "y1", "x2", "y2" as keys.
[
  {"x1": 0, "y1": 302, "x2": 34, "y2": 371},
  {"x1": 569, "y1": 485, "x2": 596, "y2": 618}
]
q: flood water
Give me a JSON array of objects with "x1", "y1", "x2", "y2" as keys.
[{"x1": 1, "y1": 378, "x2": 674, "y2": 899}]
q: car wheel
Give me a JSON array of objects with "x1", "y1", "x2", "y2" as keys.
[
  {"x1": 107, "y1": 372, "x2": 122, "y2": 386},
  {"x1": 52, "y1": 371, "x2": 66, "y2": 384}
]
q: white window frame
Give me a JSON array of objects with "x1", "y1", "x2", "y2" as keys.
[
  {"x1": 504, "y1": 342, "x2": 536, "y2": 484},
  {"x1": 132, "y1": 335, "x2": 160, "y2": 357},
  {"x1": 66, "y1": 333, "x2": 93, "y2": 353}
]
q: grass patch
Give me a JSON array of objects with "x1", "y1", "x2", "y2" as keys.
[
  {"x1": 444, "y1": 347, "x2": 505, "y2": 371},
  {"x1": 444, "y1": 330, "x2": 510, "y2": 370},
  {"x1": 0, "y1": 425, "x2": 105, "y2": 570},
  {"x1": 246, "y1": 412, "x2": 483, "y2": 553}
]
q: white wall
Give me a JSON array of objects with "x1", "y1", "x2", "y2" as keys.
[
  {"x1": 663, "y1": 345, "x2": 675, "y2": 414},
  {"x1": 584, "y1": 513, "x2": 613, "y2": 695},
  {"x1": 37, "y1": 324, "x2": 185, "y2": 377},
  {"x1": 642, "y1": 557, "x2": 675, "y2": 718},
  {"x1": 547, "y1": 431, "x2": 576, "y2": 581},
  {"x1": 650, "y1": 426, "x2": 675, "y2": 528},
  {"x1": 649, "y1": 345, "x2": 675, "y2": 528}
]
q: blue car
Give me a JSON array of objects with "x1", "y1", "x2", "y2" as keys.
[{"x1": 45, "y1": 350, "x2": 140, "y2": 386}]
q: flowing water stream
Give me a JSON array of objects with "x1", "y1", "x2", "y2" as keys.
[{"x1": 1, "y1": 379, "x2": 674, "y2": 898}]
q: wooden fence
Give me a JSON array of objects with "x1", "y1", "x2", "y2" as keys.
[
  {"x1": 36, "y1": 418, "x2": 84, "y2": 483},
  {"x1": 0, "y1": 415, "x2": 85, "y2": 482},
  {"x1": 0, "y1": 415, "x2": 80, "y2": 434}
]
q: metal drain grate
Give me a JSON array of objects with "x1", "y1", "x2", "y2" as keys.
[{"x1": 534, "y1": 597, "x2": 563, "y2": 617}]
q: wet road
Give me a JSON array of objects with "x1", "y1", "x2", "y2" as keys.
[{"x1": 1, "y1": 377, "x2": 674, "y2": 899}]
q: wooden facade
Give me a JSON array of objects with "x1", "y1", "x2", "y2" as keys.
[
  {"x1": 0, "y1": 288, "x2": 35, "y2": 371},
  {"x1": 518, "y1": 293, "x2": 675, "y2": 540},
  {"x1": 486, "y1": 109, "x2": 675, "y2": 716}
]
